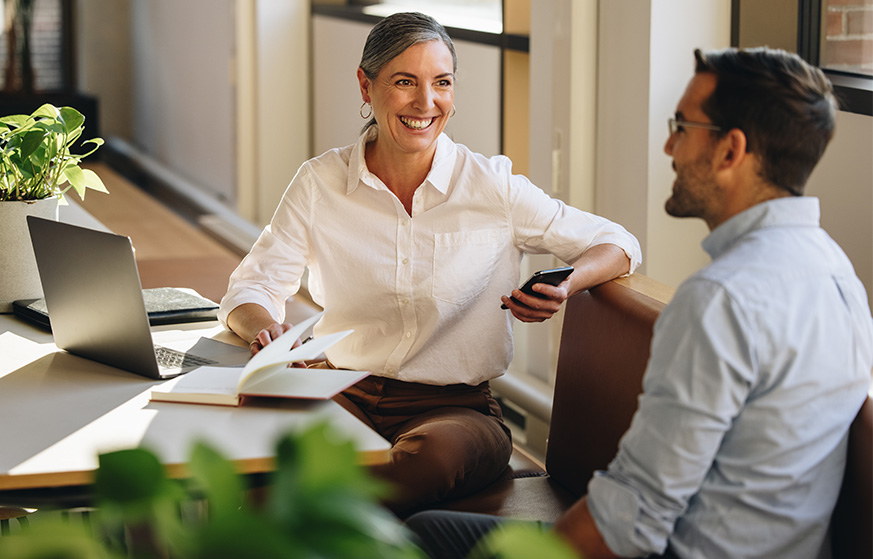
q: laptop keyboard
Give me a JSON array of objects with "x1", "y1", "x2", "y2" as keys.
[{"x1": 154, "y1": 345, "x2": 217, "y2": 370}]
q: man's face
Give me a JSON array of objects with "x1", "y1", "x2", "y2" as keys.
[{"x1": 664, "y1": 73, "x2": 722, "y2": 226}]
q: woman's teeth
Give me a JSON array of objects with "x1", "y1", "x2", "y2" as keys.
[{"x1": 400, "y1": 116, "x2": 434, "y2": 130}]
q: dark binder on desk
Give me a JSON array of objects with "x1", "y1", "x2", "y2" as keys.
[{"x1": 13, "y1": 287, "x2": 219, "y2": 331}]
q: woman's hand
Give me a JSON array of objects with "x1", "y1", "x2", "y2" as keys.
[
  {"x1": 249, "y1": 323, "x2": 309, "y2": 367},
  {"x1": 502, "y1": 245, "x2": 632, "y2": 323},
  {"x1": 249, "y1": 322, "x2": 293, "y2": 355},
  {"x1": 227, "y1": 303, "x2": 305, "y2": 366},
  {"x1": 500, "y1": 280, "x2": 570, "y2": 323}
]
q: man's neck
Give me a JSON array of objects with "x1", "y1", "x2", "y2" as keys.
[{"x1": 707, "y1": 179, "x2": 794, "y2": 231}]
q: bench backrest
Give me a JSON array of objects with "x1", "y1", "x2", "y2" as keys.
[
  {"x1": 546, "y1": 276, "x2": 669, "y2": 496},
  {"x1": 830, "y1": 394, "x2": 872, "y2": 559}
]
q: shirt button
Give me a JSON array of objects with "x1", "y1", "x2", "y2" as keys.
[
  {"x1": 406, "y1": 332, "x2": 412, "y2": 338},
  {"x1": 401, "y1": 220, "x2": 408, "y2": 227},
  {"x1": 402, "y1": 258, "x2": 409, "y2": 265},
  {"x1": 401, "y1": 298, "x2": 409, "y2": 305}
]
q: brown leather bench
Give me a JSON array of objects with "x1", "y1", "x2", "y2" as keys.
[{"x1": 433, "y1": 275, "x2": 872, "y2": 558}]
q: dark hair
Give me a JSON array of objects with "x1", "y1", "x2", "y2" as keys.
[
  {"x1": 694, "y1": 47, "x2": 837, "y2": 196},
  {"x1": 359, "y1": 12, "x2": 457, "y2": 130}
]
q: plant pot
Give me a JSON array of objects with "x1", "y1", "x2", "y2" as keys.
[{"x1": 0, "y1": 197, "x2": 59, "y2": 313}]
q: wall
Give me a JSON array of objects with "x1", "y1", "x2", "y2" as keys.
[
  {"x1": 596, "y1": 0, "x2": 731, "y2": 288},
  {"x1": 129, "y1": 0, "x2": 236, "y2": 204},
  {"x1": 238, "y1": 0, "x2": 311, "y2": 224},
  {"x1": 806, "y1": 110, "x2": 873, "y2": 299},
  {"x1": 76, "y1": 0, "x2": 133, "y2": 140}
]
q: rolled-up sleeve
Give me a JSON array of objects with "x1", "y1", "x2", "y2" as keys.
[
  {"x1": 506, "y1": 172, "x2": 641, "y2": 275},
  {"x1": 586, "y1": 280, "x2": 754, "y2": 557},
  {"x1": 218, "y1": 165, "x2": 314, "y2": 327}
]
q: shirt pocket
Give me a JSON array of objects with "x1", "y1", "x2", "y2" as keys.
[{"x1": 432, "y1": 229, "x2": 501, "y2": 306}]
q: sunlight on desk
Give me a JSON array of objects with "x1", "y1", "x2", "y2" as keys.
[{"x1": 0, "y1": 317, "x2": 390, "y2": 495}]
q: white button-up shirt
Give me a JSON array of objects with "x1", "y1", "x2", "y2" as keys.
[{"x1": 220, "y1": 129, "x2": 641, "y2": 385}]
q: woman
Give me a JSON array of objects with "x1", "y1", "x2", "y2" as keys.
[{"x1": 219, "y1": 12, "x2": 641, "y2": 515}]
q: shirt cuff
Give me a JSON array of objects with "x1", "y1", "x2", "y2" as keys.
[
  {"x1": 589, "y1": 234, "x2": 642, "y2": 277},
  {"x1": 587, "y1": 472, "x2": 663, "y2": 558},
  {"x1": 217, "y1": 291, "x2": 285, "y2": 329}
]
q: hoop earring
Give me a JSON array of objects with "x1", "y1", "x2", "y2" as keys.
[
  {"x1": 360, "y1": 102, "x2": 373, "y2": 119},
  {"x1": 450, "y1": 105, "x2": 456, "y2": 118}
]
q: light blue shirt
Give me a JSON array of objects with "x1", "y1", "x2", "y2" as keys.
[{"x1": 587, "y1": 197, "x2": 873, "y2": 559}]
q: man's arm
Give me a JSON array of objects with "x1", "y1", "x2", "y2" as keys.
[
  {"x1": 568, "y1": 281, "x2": 753, "y2": 557},
  {"x1": 553, "y1": 496, "x2": 619, "y2": 559},
  {"x1": 502, "y1": 243, "x2": 631, "y2": 323}
]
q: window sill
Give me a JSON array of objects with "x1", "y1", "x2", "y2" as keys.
[{"x1": 826, "y1": 71, "x2": 872, "y2": 117}]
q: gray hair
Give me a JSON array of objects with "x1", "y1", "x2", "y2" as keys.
[{"x1": 359, "y1": 12, "x2": 457, "y2": 131}]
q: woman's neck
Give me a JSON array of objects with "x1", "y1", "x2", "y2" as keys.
[{"x1": 365, "y1": 140, "x2": 436, "y2": 215}]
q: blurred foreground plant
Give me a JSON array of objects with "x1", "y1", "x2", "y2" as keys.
[{"x1": 0, "y1": 423, "x2": 422, "y2": 559}]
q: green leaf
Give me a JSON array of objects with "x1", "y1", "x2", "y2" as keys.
[
  {"x1": 95, "y1": 448, "x2": 167, "y2": 505},
  {"x1": 0, "y1": 114, "x2": 29, "y2": 129},
  {"x1": 32, "y1": 103, "x2": 59, "y2": 120},
  {"x1": 59, "y1": 106, "x2": 85, "y2": 134},
  {"x1": 62, "y1": 165, "x2": 88, "y2": 198},
  {"x1": 82, "y1": 168, "x2": 108, "y2": 192},
  {"x1": 0, "y1": 517, "x2": 118, "y2": 559},
  {"x1": 77, "y1": 136, "x2": 105, "y2": 159},
  {"x1": 471, "y1": 522, "x2": 579, "y2": 559},
  {"x1": 187, "y1": 441, "x2": 244, "y2": 516},
  {"x1": 18, "y1": 129, "x2": 47, "y2": 160},
  {"x1": 188, "y1": 513, "x2": 302, "y2": 559}
]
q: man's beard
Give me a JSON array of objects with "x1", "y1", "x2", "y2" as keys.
[{"x1": 665, "y1": 152, "x2": 717, "y2": 220}]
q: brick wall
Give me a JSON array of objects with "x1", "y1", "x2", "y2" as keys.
[
  {"x1": 0, "y1": 0, "x2": 64, "y2": 92},
  {"x1": 824, "y1": 0, "x2": 873, "y2": 75}
]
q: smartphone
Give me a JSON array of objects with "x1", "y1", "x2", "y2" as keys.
[{"x1": 501, "y1": 266, "x2": 574, "y2": 309}]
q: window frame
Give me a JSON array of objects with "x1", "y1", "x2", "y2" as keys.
[{"x1": 731, "y1": 0, "x2": 873, "y2": 116}]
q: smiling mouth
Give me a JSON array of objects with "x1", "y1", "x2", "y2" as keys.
[{"x1": 400, "y1": 116, "x2": 434, "y2": 130}]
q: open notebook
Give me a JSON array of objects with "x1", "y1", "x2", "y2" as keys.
[{"x1": 150, "y1": 312, "x2": 369, "y2": 406}]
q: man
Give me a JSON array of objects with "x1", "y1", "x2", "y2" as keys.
[{"x1": 405, "y1": 47, "x2": 873, "y2": 559}]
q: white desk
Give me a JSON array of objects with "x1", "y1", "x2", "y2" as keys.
[{"x1": 0, "y1": 314, "x2": 390, "y2": 492}]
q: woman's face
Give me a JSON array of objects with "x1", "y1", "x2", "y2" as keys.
[{"x1": 358, "y1": 40, "x2": 455, "y2": 159}]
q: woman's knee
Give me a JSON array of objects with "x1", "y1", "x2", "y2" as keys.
[{"x1": 374, "y1": 409, "x2": 512, "y2": 510}]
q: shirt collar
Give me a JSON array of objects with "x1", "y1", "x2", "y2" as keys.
[
  {"x1": 702, "y1": 197, "x2": 822, "y2": 259},
  {"x1": 346, "y1": 126, "x2": 456, "y2": 195}
]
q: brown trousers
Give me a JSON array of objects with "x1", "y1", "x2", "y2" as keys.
[{"x1": 330, "y1": 374, "x2": 513, "y2": 516}]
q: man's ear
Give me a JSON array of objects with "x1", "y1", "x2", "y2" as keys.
[
  {"x1": 357, "y1": 67, "x2": 371, "y2": 103},
  {"x1": 715, "y1": 128, "x2": 748, "y2": 172}
]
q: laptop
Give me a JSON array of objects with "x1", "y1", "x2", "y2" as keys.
[{"x1": 26, "y1": 216, "x2": 249, "y2": 379}]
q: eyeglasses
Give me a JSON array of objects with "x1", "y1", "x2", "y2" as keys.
[{"x1": 668, "y1": 118, "x2": 722, "y2": 136}]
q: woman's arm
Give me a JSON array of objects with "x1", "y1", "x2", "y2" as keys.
[
  {"x1": 501, "y1": 244, "x2": 631, "y2": 323},
  {"x1": 226, "y1": 302, "x2": 295, "y2": 356}
]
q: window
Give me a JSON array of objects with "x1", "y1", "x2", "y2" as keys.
[
  {"x1": 818, "y1": 0, "x2": 872, "y2": 77},
  {"x1": 733, "y1": 0, "x2": 873, "y2": 116},
  {"x1": 315, "y1": 0, "x2": 503, "y2": 34},
  {"x1": 0, "y1": 0, "x2": 72, "y2": 93}
]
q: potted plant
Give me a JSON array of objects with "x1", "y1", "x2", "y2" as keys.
[{"x1": 0, "y1": 103, "x2": 106, "y2": 312}]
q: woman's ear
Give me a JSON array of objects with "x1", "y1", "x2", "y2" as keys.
[{"x1": 357, "y1": 68, "x2": 371, "y2": 103}]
